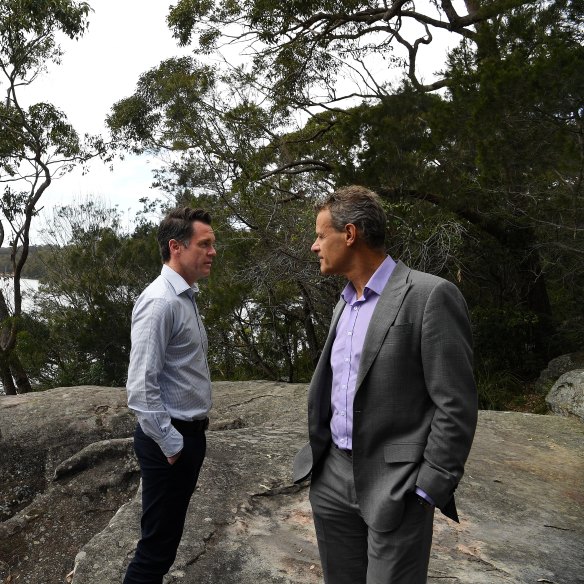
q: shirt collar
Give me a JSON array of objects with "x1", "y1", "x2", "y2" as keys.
[
  {"x1": 341, "y1": 255, "x2": 396, "y2": 304},
  {"x1": 161, "y1": 264, "x2": 200, "y2": 296}
]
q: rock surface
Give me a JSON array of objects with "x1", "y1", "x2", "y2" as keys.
[
  {"x1": 546, "y1": 369, "x2": 584, "y2": 422},
  {"x1": 1, "y1": 381, "x2": 583, "y2": 584},
  {"x1": 0, "y1": 386, "x2": 139, "y2": 584}
]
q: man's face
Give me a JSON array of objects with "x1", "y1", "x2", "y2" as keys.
[
  {"x1": 176, "y1": 220, "x2": 217, "y2": 285},
  {"x1": 311, "y1": 209, "x2": 349, "y2": 275}
]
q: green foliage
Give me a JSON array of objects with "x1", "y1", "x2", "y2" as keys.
[
  {"x1": 99, "y1": 0, "x2": 584, "y2": 408},
  {"x1": 17, "y1": 201, "x2": 161, "y2": 388},
  {"x1": 0, "y1": 0, "x2": 90, "y2": 73},
  {"x1": 0, "y1": 1, "x2": 90, "y2": 174},
  {"x1": 107, "y1": 57, "x2": 220, "y2": 155},
  {"x1": 471, "y1": 306, "x2": 541, "y2": 374},
  {"x1": 429, "y1": 0, "x2": 584, "y2": 377},
  {"x1": 181, "y1": 191, "x2": 332, "y2": 382},
  {"x1": 167, "y1": 0, "x2": 495, "y2": 98},
  {"x1": 475, "y1": 366, "x2": 524, "y2": 411}
]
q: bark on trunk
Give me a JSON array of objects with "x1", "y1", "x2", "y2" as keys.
[
  {"x1": 0, "y1": 359, "x2": 16, "y2": 395},
  {"x1": 10, "y1": 353, "x2": 32, "y2": 393}
]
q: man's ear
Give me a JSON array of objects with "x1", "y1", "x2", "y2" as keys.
[
  {"x1": 168, "y1": 238, "x2": 182, "y2": 256},
  {"x1": 345, "y1": 223, "x2": 357, "y2": 246}
]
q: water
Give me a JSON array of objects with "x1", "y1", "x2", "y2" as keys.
[{"x1": 0, "y1": 277, "x2": 39, "y2": 313}]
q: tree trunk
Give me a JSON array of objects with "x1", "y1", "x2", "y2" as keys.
[
  {"x1": 299, "y1": 283, "x2": 320, "y2": 368},
  {"x1": 0, "y1": 289, "x2": 32, "y2": 394},
  {"x1": 0, "y1": 358, "x2": 16, "y2": 395},
  {"x1": 10, "y1": 353, "x2": 32, "y2": 393}
]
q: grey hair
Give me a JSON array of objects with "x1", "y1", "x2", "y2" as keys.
[{"x1": 316, "y1": 185, "x2": 386, "y2": 250}]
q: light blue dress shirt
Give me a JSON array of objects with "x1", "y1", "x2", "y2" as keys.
[{"x1": 126, "y1": 264, "x2": 212, "y2": 457}]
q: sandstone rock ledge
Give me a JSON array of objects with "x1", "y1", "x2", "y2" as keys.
[{"x1": 1, "y1": 382, "x2": 583, "y2": 584}]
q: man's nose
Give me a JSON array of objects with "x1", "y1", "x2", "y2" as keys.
[{"x1": 311, "y1": 241, "x2": 319, "y2": 253}]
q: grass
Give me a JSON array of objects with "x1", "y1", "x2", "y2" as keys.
[{"x1": 476, "y1": 367, "x2": 549, "y2": 413}]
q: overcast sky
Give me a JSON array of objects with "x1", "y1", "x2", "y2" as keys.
[{"x1": 22, "y1": 1, "x2": 189, "y2": 240}]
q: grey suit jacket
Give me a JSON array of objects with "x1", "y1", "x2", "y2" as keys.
[{"x1": 293, "y1": 261, "x2": 477, "y2": 532}]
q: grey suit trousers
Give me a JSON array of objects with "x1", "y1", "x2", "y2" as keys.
[{"x1": 309, "y1": 446, "x2": 434, "y2": 584}]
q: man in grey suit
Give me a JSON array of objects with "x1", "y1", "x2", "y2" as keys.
[{"x1": 294, "y1": 185, "x2": 478, "y2": 583}]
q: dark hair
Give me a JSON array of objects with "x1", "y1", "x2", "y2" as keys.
[
  {"x1": 316, "y1": 185, "x2": 386, "y2": 250},
  {"x1": 157, "y1": 207, "x2": 212, "y2": 262}
]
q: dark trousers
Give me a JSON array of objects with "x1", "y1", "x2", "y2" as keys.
[
  {"x1": 123, "y1": 422, "x2": 206, "y2": 584},
  {"x1": 309, "y1": 446, "x2": 434, "y2": 584}
]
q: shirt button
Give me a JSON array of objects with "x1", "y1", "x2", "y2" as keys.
[
  {"x1": 348, "y1": 331, "x2": 352, "y2": 336},
  {"x1": 354, "y1": 306, "x2": 358, "y2": 311},
  {"x1": 344, "y1": 358, "x2": 349, "y2": 362}
]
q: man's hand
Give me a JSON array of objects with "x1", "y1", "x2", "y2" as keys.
[{"x1": 167, "y1": 452, "x2": 182, "y2": 465}]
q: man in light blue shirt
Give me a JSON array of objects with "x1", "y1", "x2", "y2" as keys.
[{"x1": 124, "y1": 207, "x2": 216, "y2": 584}]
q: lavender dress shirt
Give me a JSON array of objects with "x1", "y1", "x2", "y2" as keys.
[{"x1": 330, "y1": 255, "x2": 434, "y2": 506}]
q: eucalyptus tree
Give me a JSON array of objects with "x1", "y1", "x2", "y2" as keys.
[
  {"x1": 107, "y1": 57, "x2": 340, "y2": 371},
  {"x1": 167, "y1": 0, "x2": 535, "y2": 99},
  {"x1": 109, "y1": 0, "x2": 577, "y2": 281},
  {"x1": 108, "y1": 0, "x2": 583, "y2": 389},
  {"x1": 0, "y1": 0, "x2": 104, "y2": 394}
]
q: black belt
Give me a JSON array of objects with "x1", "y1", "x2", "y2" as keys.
[
  {"x1": 171, "y1": 417, "x2": 209, "y2": 435},
  {"x1": 334, "y1": 444, "x2": 352, "y2": 458}
]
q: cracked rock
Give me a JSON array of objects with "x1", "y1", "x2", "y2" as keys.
[{"x1": 1, "y1": 382, "x2": 583, "y2": 584}]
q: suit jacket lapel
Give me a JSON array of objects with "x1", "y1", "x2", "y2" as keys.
[
  {"x1": 320, "y1": 297, "x2": 345, "y2": 361},
  {"x1": 356, "y1": 261, "x2": 411, "y2": 389},
  {"x1": 329, "y1": 298, "x2": 345, "y2": 332}
]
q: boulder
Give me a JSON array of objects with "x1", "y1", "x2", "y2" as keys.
[
  {"x1": 1, "y1": 382, "x2": 583, "y2": 584},
  {"x1": 536, "y1": 351, "x2": 584, "y2": 394},
  {"x1": 546, "y1": 369, "x2": 584, "y2": 422}
]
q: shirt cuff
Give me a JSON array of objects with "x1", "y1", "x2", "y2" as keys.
[
  {"x1": 415, "y1": 487, "x2": 436, "y2": 507},
  {"x1": 155, "y1": 425, "x2": 184, "y2": 458}
]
